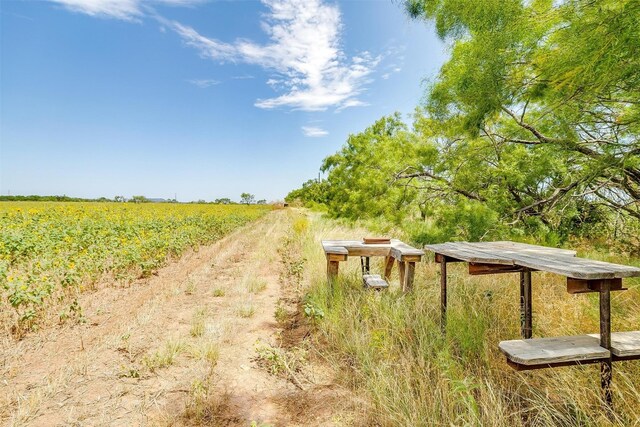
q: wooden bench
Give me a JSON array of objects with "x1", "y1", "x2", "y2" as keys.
[
  {"x1": 500, "y1": 331, "x2": 640, "y2": 369},
  {"x1": 424, "y1": 240, "x2": 640, "y2": 406},
  {"x1": 322, "y1": 239, "x2": 424, "y2": 291},
  {"x1": 363, "y1": 274, "x2": 389, "y2": 289},
  {"x1": 499, "y1": 335, "x2": 610, "y2": 369},
  {"x1": 589, "y1": 331, "x2": 640, "y2": 360}
]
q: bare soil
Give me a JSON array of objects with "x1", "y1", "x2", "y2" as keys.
[{"x1": 0, "y1": 210, "x2": 361, "y2": 427}]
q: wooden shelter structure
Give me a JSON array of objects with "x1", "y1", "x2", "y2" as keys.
[{"x1": 424, "y1": 241, "x2": 640, "y2": 406}]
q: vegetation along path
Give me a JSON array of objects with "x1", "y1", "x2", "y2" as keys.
[{"x1": 1, "y1": 209, "x2": 358, "y2": 426}]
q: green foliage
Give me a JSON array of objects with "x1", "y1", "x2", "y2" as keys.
[
  {"x1": 285, "y1": 179, "x2": 329, "y2": 207},
  {"x1": 129, "y1": 195, "x2": 150, "y2": 203},
  {"x1": 240, "y1": 193, "x2": 255, "y2": 205},
  {"x1": 213, "y1": 198, "x2": 232, "y2": 205},
  {"x1": 321, "y1": 114, "x2": 426, "y2": 223},
  {"x1": 290, "y1": 0, "x2": 639, "y2": 250},
  {"x1": 0, "y1": 195, "x2": 113, "y2": 202},
  {"x1": 303, "y1": 300, "x2": 325, "y2": 323}
]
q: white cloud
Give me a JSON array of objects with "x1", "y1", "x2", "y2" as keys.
[
  {"x1": 187, "y1": 78, "x2": 221, "y2": 88},
  {"x1": 168, "y1": 0, "x2": 380, "y2": 111},
  {"x1": 48, "y1": 0, "x2": 202, "y2": 21},
  {"x1": 47, "y1": 0, "x2": 381, "y2": 111},
  {"x1": 302, "y1": 126, "x2": 328, "y2": 137}
]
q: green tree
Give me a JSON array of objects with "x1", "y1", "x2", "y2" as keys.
[
  {"x1": 240, "y1": 193, "x2": 255, "y2": 205},
  {"x1": 129, "y1": 195, "x2": 149, "y2": 203},
  {"x1": 321, "y1": 114, "x2": 428, "y2": 223},
  {"x1": 285, "y1": 179, "x2": 330, "y2": 206},
  {"x1": 403, "y1": 0, "x2": 640, "y2": 222}
]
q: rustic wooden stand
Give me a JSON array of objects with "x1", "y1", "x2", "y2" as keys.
[
  {"x1": 322, "y1": 239, "x2": 424, "y2": 291},
  {"x1": 425, "y1": 241, "x2": 640, "y2": 407}
]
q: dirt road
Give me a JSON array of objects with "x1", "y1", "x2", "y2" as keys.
[{"x1": 1, "y1": 210, "x2": 357, "y2": 426}]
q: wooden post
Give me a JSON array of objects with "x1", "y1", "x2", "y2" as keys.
[
  {"x1": 398, "y1": 261, "x2": 406, "y2": 289},
  {"x1": 440, "y1": 257, "x2": 447, "y2": 334},
  {"x1": 520, "y1": 270, "x2": 532, "y2": 339},
  {"x1": 365, "y1": 257, "x2": 370, "y2": 275},
  {"x1": 600, "y1": 282, "x2": 613, "y2": 408},
  {"x1": 404, "y1": 262, "x2": 416, "y2": 292},
  {"x1": 384, "y1": 256, "x2": 395, "y2": 281},
  {"x1": 327, "y1": 260, "x2": 339, "y2": 285}
]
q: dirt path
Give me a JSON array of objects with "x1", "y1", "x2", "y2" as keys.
[{"x1": 1, "y1": 210, "x2": 357, "y2": 427}]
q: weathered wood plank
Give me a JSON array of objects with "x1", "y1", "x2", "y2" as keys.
[
  {"x1": 469, "y1": 263, "x2": 524, "y2": 275},
  {"x1": 567, "y1": 278, "x2": 625, "y2": 294},
  {"x1": 456, "y1": 241, "x2": 639, "y2": 279},
  {"x1": 327, "y1": 260, "x2": 339, "y2": 282},
  {"x1": 363, "y1": 237, "x2": 390, "y2": 244},
  {"x1": 425, "y1": 242, "x2": 515, "y2": 265},
  {"x1": 326, "y1": 253, "x2": 348, "y2": 262},
  {"x1": 404, "y1": 262, "x2": 415, "y2": 292},
  {"x1": 390, "y1": 241, "x2": 424, "y2": 259},
  {"x1": 398, "y1": 260, "x2": 406, "y2": 288},
  {"x1": 384, "y1": 256, "x2": 394, "y2": 280},
  {"x1": 470, "y1": 241, "x2": 576, "y2": 257},
  {"x1": 323, "y1": 239, "x2": 423, "y2": 260},
  {"x1": 499, "y1": 335, "x2": 610, "y2": 365},
  {"x1": 588, "y1": 331, "x2": 640, "y2": 358},
  {"x1": 363, "y1": 274, "x2": 389, "y2": 289},
  {"x1": 425, "y1": 241, "x2": 640, "y2": 280},
  {"x1": 321, "y1": 241, "x2": 349, "y2": 256}
]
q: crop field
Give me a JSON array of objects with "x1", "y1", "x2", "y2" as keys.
[{"x1": 0, "y1": 202, "x2": 270, "y2": 335}]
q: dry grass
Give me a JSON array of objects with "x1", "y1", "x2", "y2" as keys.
[
  {"x1": 143, "y1": 338, "x2": 186, "y2": 372},
  {"x1": 302, "y1": 213, "x2": 640, "y2": 426},
  {"x1": 190, "y1": 308, "x2": 207, "y2": 338}
]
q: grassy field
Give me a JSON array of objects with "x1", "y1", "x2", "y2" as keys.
[
  {"x1": 3, "y1": 205, "x2": 639, "y2": 425},
  {"x1": 297, "y1": 213, "x2": 640, "y2": 426},
  {"x1": 0, "y1": 202, "x2": 270, "y2": 335}
]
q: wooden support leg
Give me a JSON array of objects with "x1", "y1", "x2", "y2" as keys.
[
  {"x1": 440, "y1": 257, "x2": 447, "y2": 334},
  {"x1": 403, "y1": 262, "x2": 416, "y2": 293},
  {"x1": 327, "y1": 260, "x2": 339, "y2": 285},
  {"x1": 600, "y1": 284, "x2": 613, "y2": 408},
  {"x1": 384, "y1": 256, "x2": 394, "y2": 281},
  {"x1": 398, "y1": 261, "x2": 406, "y2": 290},
  {"x1": 520, "y1": 270, "x2": 532, "y2": 339}
]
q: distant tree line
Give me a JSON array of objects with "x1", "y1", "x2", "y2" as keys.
[
  {"x1": 0, "y1": 195, "x2": 112, "y2": 202},
  {"x1": 1, "y1": 193, "x2": 271, "y2": 205}
]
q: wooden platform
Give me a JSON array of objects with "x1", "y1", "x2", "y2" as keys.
[
  {"x1": 322, "y1": 239, "x2": 424, "y2": 261},
  {"x1": 426, "y1": 241, "x2": 640, "y2": 280},
  {"x1": 363, "y1": 274, "x2": 389, "y2": 289},
  {"x1": 499, "y1": 335, "x2": 610, "y2": 366},
  {"x1": 589, "y1": 331, "x2": 640, "y2": 358}
]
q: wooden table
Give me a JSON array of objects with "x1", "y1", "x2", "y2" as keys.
[
  {"x1": 322, "y1": 239, "x2": 424, "y2": 291},
  {"x1": 424, "y1": 241, "x2": 640, "y2": 406}
]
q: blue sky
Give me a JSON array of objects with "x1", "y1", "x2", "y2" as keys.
[{"x1": 1, "y1": 0, "x2": 446, "y2": 202}]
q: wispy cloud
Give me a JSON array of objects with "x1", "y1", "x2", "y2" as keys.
[
  {"x1": 48, "y1": 0, "x2": 202, "y2": 21},
  {"x1": 167, "y1": 0, "x2": 380, "y2": 111},
  {"x1": 47, "y1": 0, "x2": 381, "y2": 111},
  {"x1": 302, "y1": 126, "x2": 328, "y2": 137},
  {"x1": 187, "y1": 78, "x2": 221, "y2": 88},
  {"x1": 231, "y1": 75, "x2": 255, "y2": 80}
]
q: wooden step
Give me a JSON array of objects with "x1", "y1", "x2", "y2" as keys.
[
  {"x1": 588, "y1": 331, "x2": 640, "y2": 359},
  {"x1": 363, "y1": 274, "x2": 389, "y2": 289},
  {"x1": 499, "y1": 335, "x2": 610, "y2": 368}
]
